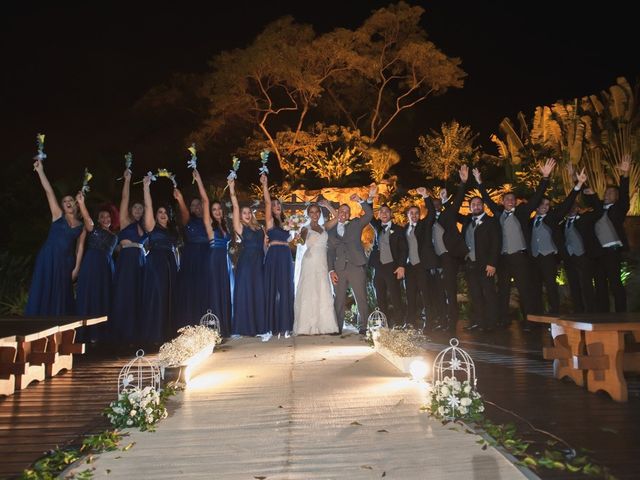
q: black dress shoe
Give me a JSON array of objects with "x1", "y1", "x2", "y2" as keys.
[
  {"x1": 358, "y1": 328, "x2": 367, "y2": 335},
  {"x1": 464, "y1": 324, "x2": 480, "y2": 331},
  {"x1": 480, "y1": 327, "x2": 495, "y2": 333}
]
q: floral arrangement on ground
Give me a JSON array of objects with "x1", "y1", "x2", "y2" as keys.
[
  {"x1": 373, "y1": 327, "x2": 426, "y2": 357},
  {"x1": 104, "y1": 385, "x2": 174, "y2": 431},
  {"x1": 157, "y1": 325, "x2": 221, "y2": 368},
  {"x1": 429, "y1": 376, "x2": 484, "y2": 421}
]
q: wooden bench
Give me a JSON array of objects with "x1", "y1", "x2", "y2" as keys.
[
  {"x1": 0, "y1": 316, "x2": 107, "y2": 394},
  {"x1": 528, "y1": 313, "x2": 640, "y2": 402}
]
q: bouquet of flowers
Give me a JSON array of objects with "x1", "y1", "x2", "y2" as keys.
[
  {"x1": 116, "y1": 152, "x2": 133, "y2": 180},
  {"x1": 81, "y1": 168, "x2": 93, "y2": 194},
  {"x1": 258, "y1": 149, "x2": 269, "y2": 175},
  {"x1": 227, "y1": 156, "x2": 240, "y2": 180},
  {"x1": 104, "y1": 385, "x2": 168, "y2": 431},
  {"x1": 429, "y1": 376, "x2": 484, "y2": 421},
  {"x1": 36, "y1": 133, "x2": 46, "y2": 161},
  {"x1": 157, "y1": 168, "x2": 177, "y2": 187}
]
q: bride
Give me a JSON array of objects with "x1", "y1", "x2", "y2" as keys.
[{"x1": 293, "y1": 200, "x2": 339, "y2": 335}]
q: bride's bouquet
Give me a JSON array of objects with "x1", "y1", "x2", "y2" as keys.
[{"x1": 284, "y1": 213, "x2": 308, "y2": 244}]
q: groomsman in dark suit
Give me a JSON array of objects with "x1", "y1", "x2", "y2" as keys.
[
  {"x1": 583, "y1": 154, "x2": 631, "y2": 312},
  {"x1": 402, "y1": 193, "x2": 431, "y2": 329},
  {"x1": 528, "y1": 168, "x2": 587, "y2": 315},
  {"x1": 425, "y1": 165, "x2": 470, "y2": 333},
  {"x1": 473, "y1": 158, "x2": 556, "y2": 329},
  {"x1": 369, "y1": 204, "x2": 408, "y2": 326},
  {"x1": 461, "y1": 195, "x2": 501, "y2": 332},
  {"x1": 559, "y1": 200, "x2": 598, "y2": 313}
]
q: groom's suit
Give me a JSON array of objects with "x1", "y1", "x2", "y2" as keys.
[{"x1": 327, "y1": 201, "x2": 374, "y2": 333}]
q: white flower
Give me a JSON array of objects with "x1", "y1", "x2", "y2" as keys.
[
  {"x1": 459, "y1": 406, "x2": 468, "y2": 415},
  {"x1": 449, "y1": 358, "x2": 462, "y2": 370},
  {"x1": 126, "y1": 419, "x2": 133, "y2": 426},
  {"x1": 447, "y1": 395, "x2": 460, "y2": 408},
  {"x1": 460, "y1": 397, "x2": 472, "y2": 407},
  {"x1": 464, "y1": 385, "x2": 471, "y2": 394},
  {"x1": 478, "y1": 405, "x2": 484, "y2": 412},
  {"x1": 440, "y1": 386, "x2": 450, "y2": 396},
  {"x1": 437, "y1": 406, "x2": 445, "y2": 416},
  {"x1": 130, "y1": 410, "x2": 137, "y2": 417}
]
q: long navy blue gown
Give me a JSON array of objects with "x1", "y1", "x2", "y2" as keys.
[
  {"x1": 264, "y1": 226, "x2": 295, "y2": 335},
  {"x1": 175, "y1": 216, "x2": 210, "y2": 329},
  {"x1": 208, "y1": 228, "x2": 233, "y2": 337},
  {"x1": 141, "y1": 226, "x2": 178, "y2": 343},
  {"x1": 76, "y1": 227, "x2": 117, "y2": 341},
  {"x1": 25, "y1": 217, "x2": 82, "y2": 316},
  {"x1": 233, "y1": 227, "x2": 266, "y2": 336},
  {"x1": 110, "y1": 222, "x2": 147, "y2": 343}
]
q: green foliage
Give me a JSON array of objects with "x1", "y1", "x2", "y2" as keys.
[
  {"x1": 415, "y1": 121, "x2": 481, "y2": 181},
  {"x1": 0, "y1": 251, "x2": 33, "y2": 316}
]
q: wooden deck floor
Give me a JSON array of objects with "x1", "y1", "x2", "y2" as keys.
[{"x1": 1, "y1": 327, "x2": 639, "y2": 479}]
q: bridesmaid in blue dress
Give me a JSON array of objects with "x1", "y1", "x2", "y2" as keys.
[
  {"x1": 140, "y1": 174, "x2": 178, "y2": 344},
  {"x1": 110, "y1": 168, "x2": 147, "y2": 343},
  {"x1": 193, "y1": 170, "x2": 233, "y2": 337},
  {"x1": 25, "y1": 159, "x2": 83, "y2": 316},
  {"x1": 228, "y1": 177, "x2": 267, "y2": 337},
  {"x1": 174, "y1": 187, "x2": 210, "y2": 329},
  {"x1": 261, "y1": 174, "x2": 295, "y2": 337}
]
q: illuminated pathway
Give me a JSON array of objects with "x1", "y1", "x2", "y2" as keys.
[{"x1": 88, "y1": 333, "x2": 528, "y2": 479}]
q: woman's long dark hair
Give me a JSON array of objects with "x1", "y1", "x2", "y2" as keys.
[{"x1": 211, "y1": 200, "x2": 228, "y2": 234}]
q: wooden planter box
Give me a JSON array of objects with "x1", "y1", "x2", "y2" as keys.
[{"x1": 160, "y1": 342, "x2": 216, "y2": 385}]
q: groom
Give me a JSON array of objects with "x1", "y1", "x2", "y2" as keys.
[{"x1": 327, "y1": 184, "x2": 376, "y2": 334}]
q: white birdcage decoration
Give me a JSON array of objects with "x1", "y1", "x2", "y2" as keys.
[
  {"x1": 199, "y1": 309, "x2": 221, "y2": 333},
  {"x1": 118, "y1": 349, "x2": 161, "y2": 395},
  {"x1": 367, "y1": 307, "x2": 388, "y2": 331},
  {"x1": 433, "y1": 338, "x2": 477, "y2": 387}
]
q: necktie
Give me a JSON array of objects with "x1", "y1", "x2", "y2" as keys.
[
  {"x1": 566, "y1": 217, "x2": 574, "y2": 230},
  {"x1": 535, "y1": 216, "x2": 542, "y2": 227},
  {"x1": 408, "y1": 224, "x2": 414, "y2": 236},
  {"x1": 337, "y1": 222, "x2": 345, "y2": 237},
  {"x1": 472, "y1": 217, "x2": 478, "y2": 228},
  {"x1": 504, "y1": 210, "x2": 513, "y2": 218}
]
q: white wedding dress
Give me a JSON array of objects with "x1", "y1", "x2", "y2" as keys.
[{"x1": 293, "y1": 227, "x2": 338, "y2": 335}]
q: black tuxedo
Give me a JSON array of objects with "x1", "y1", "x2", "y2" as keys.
[
  {"x1": 369, "y1": 218, "x2": 408, "y2": 325},
  {"x1": 528, "y1": 187, "x2": 580, "y2": 315},
  {"x1": 461, "y1": 213, "x2": 501, "y2": 330},
  {"x1": 583, "y1": 176, "x2": 630, "y2": 312},
  {"x1": 402, "y1": 217, "x2": 431, "y2": 328},
  {"x1": 479, "y1": 177, "x2": 549, "y2": 325},
  {"x1": 425, "y1": 182, "x2": 469, "y2": 331}
]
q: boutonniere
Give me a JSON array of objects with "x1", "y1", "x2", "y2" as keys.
[
  {"x1": 389, "y1": 229, "x2": 395, "y2": 234},
  {"x1": 476, "y1": 220, "x2": 483, "y2": 227}
]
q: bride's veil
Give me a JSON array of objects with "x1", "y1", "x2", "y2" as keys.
[{"x1": 293, "y1": 203, "x2": 325, "y2": 294}]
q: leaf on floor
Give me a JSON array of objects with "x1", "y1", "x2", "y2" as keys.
[
  {"x1": 350, "y1": 421, "x2": 362, "y2": 426},
  {"x1": 122, "y1": 442, "x2": 135, "y2": 451},
  {"x1": 106, "y1": 469, "x2": 111, "y2": 474},
  {"x1": 254, "y1": 476, "x2": 267, "y2": 479},
  {"x1": 278, "y1": 405, "x2": 283, "y2": 408},
  {"x1": 246, "y1": 375, "x2": 255, "y2": 378},
  {"x1": 395, "y1": 398, "x2": 405, "y2": 406},
  {"x1": 354, "y1": 359, "x2": 359, "y2": 362},
  {"x1": 377, "y1": 429, "x2": 389, "y2": 433},
  {"x1": 360, "y1": 465, "x2": 373, "y2": 470},
  {"x1": 600, "y1": 427, "x2": 618, "y2": 434},
  {"x1": 321, "y1": 358, "x2": 326, "y2": 361},
  {"x1": 382, "y1": 472, "x2": 386, "y2": 477}
]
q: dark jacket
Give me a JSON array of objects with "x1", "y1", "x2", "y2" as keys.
[
  {"x1": 402, "y1": 211, "x2": 432, "y2": 267},
  {"x1": 529, "y1": 186, "x2": 581, "y2": 253},
  {"x1": 479, "y1": 177, "x2": 549, "y2": 254},
  {"x1": 460, "y1": 213, "x2": 501, "y2": 268},
  {"x1": 369, "y1": 217, "x2": 408, "y2": 270},
  {"x1": 425, "y1": 181, "x2": 469, "y2": 260},
  {"x1": 583, "y1": 176, "x2": 630, "y2": 251}
]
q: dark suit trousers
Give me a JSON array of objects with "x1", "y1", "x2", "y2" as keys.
[
  {"x1": 426, "y1": 268, "x2": 446, "y2": 327},
  {"x1": 564, "y1": 254, "x2": 595, "y2": 313},
  {"x1": 530, "y1": 253, "x2": 560, "y2": 314},
  {"x1": 466, "y1": 261, "x2": 499, "y2": 329},
  {"x1": 497, "y1": 251, "x2": 532, "y2": 323},
  {"x1": 404, "y1": 262, "x2": 429, "y2": 328},
  {"x1": 594, "y1": 247, "x2": 627, "y2": 312},
  {"x1": 440, "y1": 253, "x2": 461, "y2": 330},
  {"x1": 373, "y1": 262, "x2": 404, "y2": 326}
]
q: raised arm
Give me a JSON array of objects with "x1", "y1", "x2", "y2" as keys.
[
  {"x1": 119, "y1": 169, "x2": 133, "y2": 229},
  {"x1": 228, "y1": 178, "x2": 243, "y2": 236},
  {"x1": 75, "y1": 191, "x2": 95, "y2": 232},
  {"x1": 142, "y1": 175, "x2": 155, "y2": 232},
  {"x1": 553, "y1": 167, "x2": 587, "y2": 219},
  {"x1": 33, "y1": 159, "x2": 63, "y2": 221},
  {"x1": 173, "y1": 187, "x2": 189, "y2": 226},
  {"x1": 523, "y1": 158, "x2": 556, "y2": 214},
  {"x1": 72, "y1": 229, "x2": 87, "y2": 282},
  {"x1": 193, "y1": 169, "x2": 212, "y2": 241},
  {"x1": 472, "y1": 167, "x2": 500, "y2": 215},
  {"x1": 617, "y1": 153, "x2": 631, "y2": 213},
  {"x1": 318, "y1": 199, "x2": 339, "y2": 230},
  {"x1": 260, "y1": 174, "x2": 272, "y2": 229}
]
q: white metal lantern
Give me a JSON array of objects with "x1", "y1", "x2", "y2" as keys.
[
  {"x1": 433, "y1": 338, "x2": 477, "y2": 387},
  {"x1": 367, "y1": 307, "x2": 388, "y2": 331},
  {"x1": 118, "y1": 349, "x2": 161, "y2": 395},
  {"x1": 199, "y1": 309, "x2": 220, "y2": 333}
]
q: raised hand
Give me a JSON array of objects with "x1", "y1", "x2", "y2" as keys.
[
  {"x1": 143, "y1": 175, "x2": 152, "y2": 188},
  {"x1": 75, "y1": 191, "x2": 85, "y2": 205},
  {"x1": 123, "y1": 169, "x2": 132, "y2": 181},
  {"x1": 318, "y1": 199, "x2": 330, "y2": 209},
  {"x1": 539, "y1": 158, "x2": 557, "y2": 178},
  {"x1": 416, "y1": 187, "x2": 427, "y2": 198},
  {"x1": 259, "y1": 173, "x2": 268, "y2": 186},
  {"x1": 350, "y1": 193, "x2": 361, "y2": 203},
  {"x1": 368, "y1": 182, "x2": 378, "y2": 199},
  {"x1": 472, "y1": 167, "x2": 482, "y2": 184},
  {"x1": 459, "y1": 164, "x2": 469, "y2": 183},
  {"x1": 227, "y1": 178, "x2": 236, "y2": 194},
  {"x1": 576, "y1": 167, "x2": 587, "y2": 187},
  {"x1": 173, "y1": 188, "x2": 183, "y2": 201},
  {"x1": 439, "y1": 188, "x2": 448, "y2": 203},
  {"x1": 33, "y1": 158, "x2": 43, "y2": 173},
  {"x1": 618, "y1": 153, "x2": 631, "y2": 175},
  {"x1": 192, "y1": 169, "x2": 202, "y2": 184}
]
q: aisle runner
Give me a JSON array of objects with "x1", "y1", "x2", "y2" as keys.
[{"x1": 89, "y1": 335, "x2": 527, "y2": 479}]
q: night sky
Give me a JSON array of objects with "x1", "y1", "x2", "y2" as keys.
[{"x1": 1, "y1": 1, "x2": 637, "y2": 250}]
